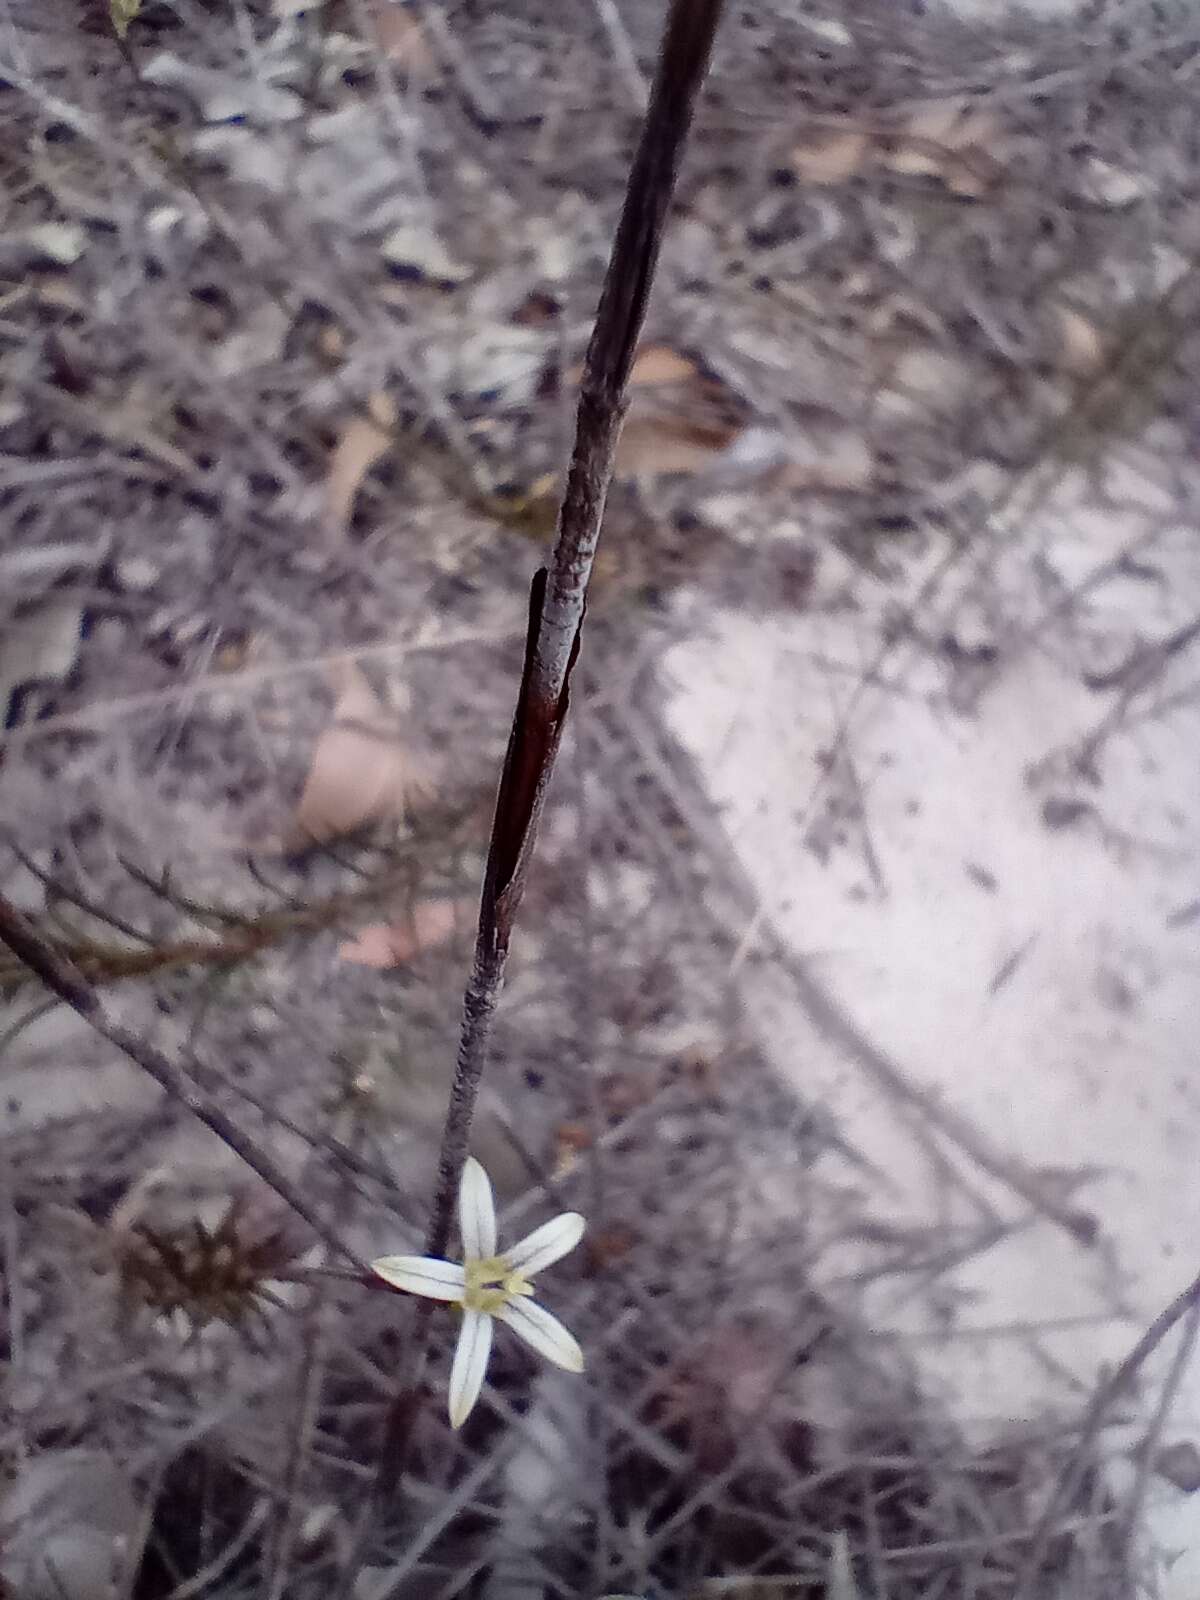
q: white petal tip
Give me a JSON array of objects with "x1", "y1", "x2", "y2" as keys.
[
  {"x1": 370, "y1": 1254, "x2": 466, "y2": 1301},
  {"x1": 506, "y1": 1210, "x2": 587, "y2": 1275},
  {"x1": 448, "y1": 1309, "x2": 493, "y2": 1430},
  {"x1": 496, "y1": 1297, "x2": 585, "y2": 1373}
]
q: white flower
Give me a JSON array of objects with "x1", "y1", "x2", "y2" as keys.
[{"x1": 371, "y1": 1157, "x2": 585, "y2": 1428}]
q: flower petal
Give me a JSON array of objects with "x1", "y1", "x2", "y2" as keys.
[
  {"x1": 459, "y1": 1157, "x2": 497, "y2": 1260},
  {"x1": 448, "y1": 1308, "x2": 494, "y2": 1428},
  {"x1": 371, "y1": 1255, "x2": 466, "y2": 1301},
  {"x1": 496, "y1": 1296, "x2": 584, "y2": 1373},
  {"x1": 505, "y1": 1211, "x2": 585, "y2": 1276}
]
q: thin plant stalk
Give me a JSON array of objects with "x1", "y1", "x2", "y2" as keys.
[
  {"x1": 427, "y1": 0, "x2": 727, "y2": 1261},
  {"x1": 345, "y1": 0, "x2": 728, "y2": 1575}
]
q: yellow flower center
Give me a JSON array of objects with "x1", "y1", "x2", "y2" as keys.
[{"x1": 462, "y1": 1255, "x2": 533, "y2": 1315}]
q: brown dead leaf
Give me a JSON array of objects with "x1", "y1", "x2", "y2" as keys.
[
  {"x1": 286, "y1": 663, "x2": 433, "y2": 850},
  {"x1": 317, "y1": 323, "x2": 346, "y2": 361},
  {"x1": 628, "y1": 343, "x2": 701, "y2": 387},
  {"x1": 790, "y1": 127, "x2": 870, "y2": 185},
  {"x1": 326, "y1": 393, "x2": 396, "y2": 538},
  {"x1": 338, "y1": 898, "x2": 467, "y2": 967},
  {"x1": 584, "y1": 1224, "x2": 637, "y2": 1271},
  {"x1": 568, "y1": 342, "x2": 698, "y2": 388},
  {"x1": 1055, "y1": 303, "x2": 1105, "y2": 374},
  {"x1": 371, "y1": 2, "x2": 434, "y2": 74},
  {"x1": 567, "y1": 343, "x2": 743, "y2": 481},
  {"x1": 883, "y1": 101, "x2": 1004, "y2": 198},
  {"x1": 615, "y1": 413, "x2": 740, "y2": 479}
]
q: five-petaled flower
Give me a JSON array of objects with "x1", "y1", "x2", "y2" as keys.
[{"x1": 372, "y1": 1157, "x2": 585, "y2": 1428}]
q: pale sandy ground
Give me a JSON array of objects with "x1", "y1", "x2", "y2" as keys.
[
  {"x1": 665, "y1": 444, "x2": 1200, "y2": 1595},
  {"x1": 667, "y1": 4, "x2": 1200, "y2": 1586}
]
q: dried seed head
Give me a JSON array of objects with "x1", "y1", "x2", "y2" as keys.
[{"x1": 114, "y1": 1199, "x2": 299, "y2": 1342}]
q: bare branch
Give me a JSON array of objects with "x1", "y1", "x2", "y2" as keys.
[{"x1": 0, "y1": 894, "x2": 365, "y2": 1269}]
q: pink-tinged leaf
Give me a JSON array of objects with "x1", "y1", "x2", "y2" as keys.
[{"x1": 338, "y1": 898, "x2": 468, "y2": 968}]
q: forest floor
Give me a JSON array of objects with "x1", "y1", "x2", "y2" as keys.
[{"x1": 1, "y1": 2, "x2": 1199, "y2": 1597}]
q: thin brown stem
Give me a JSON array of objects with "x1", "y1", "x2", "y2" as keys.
[
  {"x1": 341, "y1": 1, "x2": 728, "y2": 1584},
  {"x1": 426, "y1": 0, "x2": 726, "y2": 1262}
]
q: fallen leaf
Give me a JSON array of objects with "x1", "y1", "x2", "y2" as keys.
[
  {"x1": 882, "y1": 141, "x2": 996, "y2": 199},
  {"x1": 370, "y1": 3, "x2": 433, "y2": 74},
  {"x1": 1055, "y1": 303, "x2": 1105, "y2": 374},
  {"x1": 882, "y1": 141, "x2": 948, "y2": 181},
  {"x1": 615, "y1": 413, "x2": 740, "y2": 480},
  {"x1": 1081, "y1": 157, "x2": 1151, "y2": 208},
  {"x1": 381, "y1": 223, "x2": 469, "y2": 284},
  {"x1": 568, "y1": 343, "x2": 697, "y2": 388},
  {"x1": 286, "y1": 663, "x2": 433, "y2": 849},
  {"x1": 326, "y1": 393, "x2": 396, "y2": 538},
  {"x1": 33, "y1": 279, "x2": 89, "y2": 314},
  {"x1": 878, "y1": 102, "x2": 1004, "y2": 198},
  {"x1": 942, "y1": 159, "x2": 996, "y2": 200},
  {"x1": 338, "y1": 898, "x2": 468, "y2": 967},
  {"x1": 141, "y1": 50, "x2": 303, "y2": 125},
  {"x1": 790, "y1": 127, "x2": 870, "y2": 185},
  {"x1": 568, "y1": 343, "x2": 743, "y2": 481},
  {"x1": 21, "y1": 222, "x2": 88, "y2": 265},
  {"x1": 584, "y1": 1224, "x2": 637, "y2": 1270},
  {"x1": 875, "y1": 345, "x2": 972, "y2": 421},
  {"x1": 800, "y1": 15, "x2": 853, "y2": 47},
  {"x1": 628, "y1": 343, "x2": 700, "y2": 387},
  {"x1": 317, "y1": 323, "x2": 346, "y2": 360}
]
